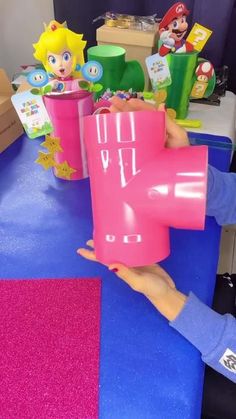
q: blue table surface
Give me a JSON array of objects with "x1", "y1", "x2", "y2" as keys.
[{"x1": 0, "y1": 133, "x2": 232, "y2": 419}]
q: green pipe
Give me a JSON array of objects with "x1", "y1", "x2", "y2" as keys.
[
  {"x1": 87, "y1": 45, "x2": 144, "y2": 96},
  {"x1": 166, "y1": 51, "x2": 198, "y2": 119}
]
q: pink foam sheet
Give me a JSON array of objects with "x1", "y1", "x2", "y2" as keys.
[{"x1": 0, "y1": 278, "x2": 101, "y2": 419}]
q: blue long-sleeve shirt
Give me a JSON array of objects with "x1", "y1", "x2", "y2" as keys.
[
  {"x1": 170, "y1": 165, "x2": 236, "y2": 383},
  {"x1": 207, "y1": 165, "x2": 236, "y2": 225}
]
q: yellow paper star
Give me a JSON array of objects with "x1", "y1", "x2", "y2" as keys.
[
  {"x1": 40, "y1": 135, "x2": 63, "y2": 153},
  {"x1": 35, "y1": 151, "x2": 56, "y2": 170},
  {"x1": 55, "y1": 161, "x2": 77, "y2": 180}
]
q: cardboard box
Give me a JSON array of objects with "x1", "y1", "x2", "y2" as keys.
[
  {"x1": 0, "y1": 69, "x2": 23, "y2": 153},
  {"x1": 96, "y1": 25, "x2": 159, "y2": 90}
]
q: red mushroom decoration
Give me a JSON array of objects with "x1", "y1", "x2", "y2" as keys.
[
  {"x1": 191, "y1": 60, "x2": 215, "y2": 99},
  {"x1": 195, "y1": 62, "x2": 214, "y2": 82}
]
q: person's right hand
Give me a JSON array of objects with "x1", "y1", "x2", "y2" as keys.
[
  {"x1": 78, "y1": 240, "x2": 187, "y2": 321},
  {"x1": 78, "y1": 240, "x2": 175, "y2": 299},
  {"x1": 110, "y1": 96, "x2": 189, "y2": 148}
]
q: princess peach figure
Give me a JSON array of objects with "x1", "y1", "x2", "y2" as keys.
[{"x1": 33, "y1": 20, "x2": 86, "y2": 92}]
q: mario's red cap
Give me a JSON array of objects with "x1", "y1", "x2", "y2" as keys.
[{"x1": 159, "y1": 2, "x2": 190, "y2": 30}]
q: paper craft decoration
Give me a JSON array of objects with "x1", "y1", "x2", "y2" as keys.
[
  {"x1": 35, "y1": 150, "x2": 56, "y2": 170},
  {"x1": 35, "y1": 134, "x2": 77, "y2": 180},
  {"x1": 78, "y1": 61, "x2": 103, "y2": 93},
  {"x1": 190, "y1": 61, "x2": 215, "y2": 98},
  {"x1": 0, "y1": 278, "x2": 101, "y2": 418},
  {"x1": 158, "y1": 2, "x2": 194, "y2": 56},
  {"x1": 145, "y1": 53, "x2": 172, "y2": 91},
  {"x1": 12, "y1": 65, "x2": 42, "y2": 87},
  {"x1": 11, "y1": 90, "x2": 53, "y2": 139},
  {"x1": 186, "y1": 23, "x2": 212, "y2": 52},
  {"x1": 33, "y1": 20, "x2": 86, "y2": 93}
]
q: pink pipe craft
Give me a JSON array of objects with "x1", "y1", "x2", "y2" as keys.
[
  {"x1": 83, "y1": 110, "x2": 208, "y2": 267},
  {"x1": 44, "y1": 91, "x2": 94, "y2": 180}
]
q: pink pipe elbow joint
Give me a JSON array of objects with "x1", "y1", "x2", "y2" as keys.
[{"x1": 83, "y1": 111, "x2": 208, "y2": 267}]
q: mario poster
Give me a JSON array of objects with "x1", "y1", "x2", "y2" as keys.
[{"x1": 159, "y1": 2, "x2": 194, "y2": 56}]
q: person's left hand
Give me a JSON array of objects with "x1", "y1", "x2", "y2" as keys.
[{"x1": 110, "y1": 97, "x2": 189, "y2": 148}]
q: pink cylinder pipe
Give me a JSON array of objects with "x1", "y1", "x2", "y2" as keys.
[
  {"x1": 83, "y1": 110, "x2": 208, "y2": 267},
  {"x1": 44, "y1": 91, "x2": 94, "y2": 180}
]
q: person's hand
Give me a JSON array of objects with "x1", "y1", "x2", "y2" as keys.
[
  {"x1": 77, "y1": 240, "x2": 187, "y2": 321},
  {"x1": 110, "y1": 96, "x2": 189, "y2": 148},
  {"x1": 77, "y1": 240, "x2": 175, "y2": 299}
]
